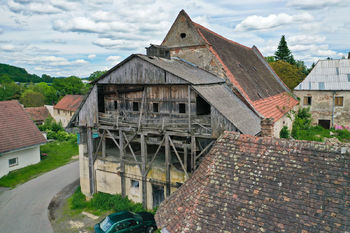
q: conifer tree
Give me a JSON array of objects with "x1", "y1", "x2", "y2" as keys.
[{"x1": 275, "y1": 35, "x2": 295, "y2": 64}]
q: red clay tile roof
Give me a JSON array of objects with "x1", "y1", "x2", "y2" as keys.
[
  {"x1": 155, "y1": 132, "x2": 350, "y2": 232},
  {"x1": 0, "y1": 100, "x2": 46, "y2": 154},
  {"x1": 191, "y1": 21, "x2": 298, "y2": 121},
  {"x1": 253, "y1": 92, "x2": 299, "y2": 122},
  {"x1": 54, "y1": 95, "x2": 83, "y2": 112},
  {"x1": 25, "y1": 106, "x2": 51, "y2": 122}
]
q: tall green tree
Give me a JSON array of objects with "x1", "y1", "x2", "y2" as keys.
[
  {"x1": 33, "y1": 82, "x2": 58, "y2": 105},
  {"x1": 275, "y1": 35, "x2": 295, "y2": 64},
  {"x1": 88, "y1": 70, "x2": 107, "y2": 81},
  {"x1": 20, "y1": 89, "x2": 45, "y2": 107},
  {"x1": 0, "y1": 76, "x2": 21, "y2": 100},
  {"x1": 269, "y1": 60, "x2": 306, "y2": 89}
]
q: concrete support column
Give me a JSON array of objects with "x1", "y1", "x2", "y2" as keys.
[
  {"x1": 87, "y1": 127, "x2": 95, "y2": 195},
  {"x1": 119, "y1": 129, "x2": 126, "y2": 197}
]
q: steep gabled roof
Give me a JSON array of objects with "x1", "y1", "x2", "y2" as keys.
[
  {"x1": 25, "y1": 106, "x2": 51, "y2": 122},
  {"x1": 156, "y1": 132, "x2": 350, "y2": 232},
  {"x1": 0, "y1": 100, "x2": 46, "y2": 154},
  {"x1": 162, "y1": 10, "x2": 298, "y2": 122},
  {"x1": 295, "y1": 59, "x2": 350, "y2": 91},
  {"x1": 54, "y1": 95, "x2": 84, "y2": 112}
]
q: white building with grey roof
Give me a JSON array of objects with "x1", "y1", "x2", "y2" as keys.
[{"x1": 294, "y1": 57, "x2": 350, "y2": 129}]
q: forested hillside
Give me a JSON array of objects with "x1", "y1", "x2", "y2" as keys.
[{"x1": 0, "y1": 63, "x2": 55, "y2": 83}]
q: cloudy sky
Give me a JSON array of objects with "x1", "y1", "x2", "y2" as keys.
[{"x1": 0, "y1": 0, "x2": 349, "y2": 77}]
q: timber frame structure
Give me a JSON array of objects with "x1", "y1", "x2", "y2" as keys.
[{"x1": 69, "y1": 54, "x2": 261, "y2": 209}]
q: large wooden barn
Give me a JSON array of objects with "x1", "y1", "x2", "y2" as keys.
[{"x1": 69, "y1": 54, "x2": 260, "y2": 208}]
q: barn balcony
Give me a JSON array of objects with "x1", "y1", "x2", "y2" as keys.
[{"x1": 97, "y1": 111, "x2": 212, "y2": 136}]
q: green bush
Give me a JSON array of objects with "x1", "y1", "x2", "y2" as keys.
[
  {"x1": 279, "y1": 126, "x2": 290, "y2": 139},
  {"x1": 70, "y1": 187, "x2": 149, "y2": 214},
  {"x1": 291, "y1": 108, "x2": 311, "y2": 139}
]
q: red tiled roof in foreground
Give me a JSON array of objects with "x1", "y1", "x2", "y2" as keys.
[
  {"x1": 156, "y1": 132, "x2": 350, "y2": 232},
  {"x1": 25, "y1": 106, "x2": 51, "y2": 122},
  {"x1": 253, "y1": 92, "x2": 299, "y2": 122},
  {"x1": 54, "y1": 95, "x2": 83, "y2": 112},
  {"x1": 0, "y1": 100, "x2": 46, "y2": 154}
]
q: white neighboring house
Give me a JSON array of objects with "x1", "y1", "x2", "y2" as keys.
[{"x1": 0, "y1": 100, "x2": 47, "y2": 178}]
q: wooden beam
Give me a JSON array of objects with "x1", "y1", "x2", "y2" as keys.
[
  {"x1": 102, "y1": 130, "x2": 106, "y2": 158},
  {"x1": 184, "y1": 144, "x2": 187, "y2": 174},
  {"x1": 165, "y1": 133, "x2": 171, "y2": 197},
  {"x1": 138, "y1": 88, "x2": 146, "y2": 130},
  {"x1": 119, "y1": 129, "x2": 126, "y2": 197},
  {"x1": 195, "y1": 140, "x2": 215, "y2": 160},
  {"x1": 106, "y1": 129, "x2": 120, "y2": 149},
  {"x1": 122, "y1": 132, "x2": 138, "y2": 163},
  {"x1": 141, "y1": 133, "x2": 147, "y2": 209},
  {"x1": 191, "y1": 136, "x2": 196, "y2": 172},
  {"x1": 93, "y1": 130, "x2": 105, "y2": 162},
  {"x1": 169, "y1": 136, "x2": 189, "y2": 178},
  {"x1": 145, "y1": 136, "x2": 165, "y2": 176},
  {"x1": 87, "y1": 127, "x2": 95, "y2": 195},
  {"x1": 188, "y1": 86, "x2": 191, "y2": 133}
]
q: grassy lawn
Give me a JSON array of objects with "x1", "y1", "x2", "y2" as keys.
[
  {"x1": 295, "y1": 126, "x2": 350, "y2": 142},
  {"x1": 0, "y1": 140, "x2": 78, "y2": 188}
]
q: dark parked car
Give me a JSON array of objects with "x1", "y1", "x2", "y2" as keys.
[{"x1": 94, "y1": 211, "x2": 157, "y2": 233}]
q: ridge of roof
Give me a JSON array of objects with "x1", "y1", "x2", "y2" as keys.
[{"x1": 192, "y1": 22, "x2": 252, "y2": 50}]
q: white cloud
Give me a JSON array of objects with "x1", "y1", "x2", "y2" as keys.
[
  {"x1": 93, "y1": 38, "x2": 145, "y2": 50},
  {"x1": 234, "y1": 13, "x2": 313, "y2": 31},
  {"x1": 88, "y1": 54, "x2": 96, "y2": 59},
  {"x1": 7, "y1": 0, "x2": 61, "y2": 15},
  {"x1": 288, "y1": 35, "x2": 326, "y2": 45},
  {"x1": 106, "y1": 56, "x2": 121, "y2": 63},
  {"x1": 287, "y1": 0, "x2": 346, "y2": 10}
]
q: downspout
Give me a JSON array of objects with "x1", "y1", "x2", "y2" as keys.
[{"x1": 332, "y1": 91, "x2": 335, "y2": 128}]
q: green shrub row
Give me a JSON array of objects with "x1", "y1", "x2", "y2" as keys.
[{"x1": 70, "y1": 187, "x2": 157, "y2": 215}]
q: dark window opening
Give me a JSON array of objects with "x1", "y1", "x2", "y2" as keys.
[
  {"x1": 318, "y1": 119, "x2": 330, "y2": 129},
  {"x1": 9, "y1": 157, "x2": 18, "y2": 167},
  {"x1": 153, "y1": 103, "x2": 159, "y2": 113},
  {"x1": 131, "y1": 180, "x2": 139, "y2": 188},
  {"x1": 133, "y1": 102, "x2": 139, "y2": 111},
  {"x1": 303, "y1": 96, "x2": 312, "y2": 105},
  {"x1": 152, "y1": 184, "x2": 164, "y2": 208},
  {"x1": 180, "y1": 33, "x2": 186, "y2": 38},
  {"x1": 114, "y1": 101, "x2": 118, "y2": 110},
  {"x1": 196, "y1": 96, "x2": 210, "y2": 115},
  {"x1": 179, "y1": 103, "x2": 186, "y2": 114}
]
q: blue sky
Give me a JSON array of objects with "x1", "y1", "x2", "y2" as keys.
[{"x1": 0, "y1": 0, "x2": 349, "y2": 77}]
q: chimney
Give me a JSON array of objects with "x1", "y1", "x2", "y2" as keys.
[
  {"x1": 146, "y1": 44, "x2": 170, "y2": 59},
  {"x1": 261, "y1": 118, "x2": 274, "y2": 137},
  {"x1": 348, "y1": 52, "x2": 350, "y2": 59}
]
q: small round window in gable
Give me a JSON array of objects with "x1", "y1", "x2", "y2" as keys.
[{"x1": 180, "y1": 33, "x2": 186, "y2": 38}]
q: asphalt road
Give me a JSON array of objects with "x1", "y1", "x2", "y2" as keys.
[{"x1": 0, "y1": 161, "x2": 79, "y2": 233}]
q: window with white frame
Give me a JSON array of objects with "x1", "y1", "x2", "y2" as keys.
[{"x1": 9, "y1": 157, "x2": 18, "y2": 167}]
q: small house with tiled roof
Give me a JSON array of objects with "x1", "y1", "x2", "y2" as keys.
[
  {"x1": 156, "y1": 131, "x2": 350, "y2": 232},
  {"x1": 53, "y1": 94, "x2": 83, "y2": 127},
  {"x1": 25, "y1": 106, "x2": 52, "y2": 125},
  {"x1": 294, "y1": 57, "x2": 350, "y2": 129},
  {"x1": 0, "y1": 100, "x2": 46, "y2": 178},
  {"x1": 161, "y1": 10, "x2": 298, "y2": 137}
]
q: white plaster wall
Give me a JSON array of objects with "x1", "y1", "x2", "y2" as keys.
[
  {"x1": 52, "y1": 109, "x2": 74, "y2": 127},
  {"x1": 0, "y1": 145, "x2": 41, "y2": 178},
  {"x1": 273, "y1": 109, "x2": 295, "y2": 138}
]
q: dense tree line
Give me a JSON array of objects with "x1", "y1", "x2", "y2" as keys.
[
  {"x1": 0, "y1": 64, "x2": 94, "y2": 107},
  {"x1": 266, "y1": 35, "x2": 316, "y2": 90}
]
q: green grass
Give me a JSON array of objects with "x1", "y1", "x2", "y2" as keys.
[
  {"x1": 69, "y1": 187, "x2": 157, "y2": 216},
  {"x1": 0, "y1": 140, "x2": 78, "y2": 188},
  {"x1": 295, "y1": 126, "x2": 350, "y2": 142}
]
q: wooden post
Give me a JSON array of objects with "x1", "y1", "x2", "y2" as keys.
[
  {"x1": 119, "y1": 129, "x2": 126, "y2": 197},
  {"x1": 87, "y1": 127, "x2": 95, "y2": 195},
  {"x1": 183, "y1": 144, "x2": 187, "y2": 175},
  {"x1": 165, "y1": 134, "x2": 171, "y2": 197},
  {"x1": 141, "y1": 133, "x2": 147, "y2": 209},
  {"x1": 102, "y1": 131, "x2": 106, "y2": 158},
  {"x1": 191, "y1": 136, "x2": 196, "y2": 172},
  {"x1": 188, "y1": 86, "x2": 191, "y2": 133}
]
